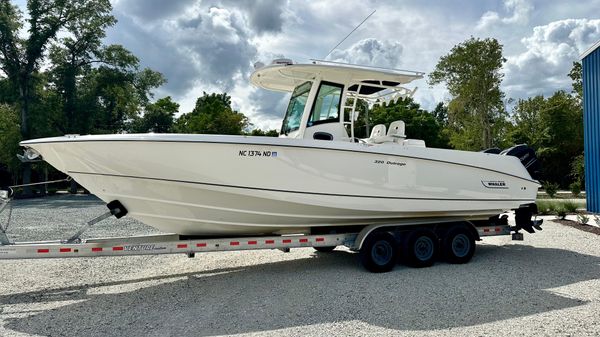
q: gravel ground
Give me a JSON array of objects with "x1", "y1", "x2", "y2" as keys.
[{"x1": 0, "y1": 195, "x2": 599, "y2": 337}]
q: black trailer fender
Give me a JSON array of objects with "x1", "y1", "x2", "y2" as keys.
[{"x1": 351, "y1": 217, "x2": 474, "y2": 251}]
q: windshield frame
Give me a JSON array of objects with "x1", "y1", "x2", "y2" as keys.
[
  {"x1": 307, "y1": 81, "x2": 344, "y2": 127},
  {"x1": 280, "y1": 81, "x2": 312, "y2": 135}
]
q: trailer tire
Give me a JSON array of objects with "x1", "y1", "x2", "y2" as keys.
[
  {"x1": 402, "y1": 229, "x2": 438, "y2": 268},
  {"x1": 314, "y1": 246, "x2": 336, "y2": 253},
  {"x1": 441, "y1": 225, "x2": 476, "y2": 264},
  {"x1": 359, "y1": 232, "x2": 397, "y2": 273}
]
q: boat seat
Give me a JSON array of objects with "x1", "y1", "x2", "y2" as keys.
[
  {"x1": 387, "y1": 120, "x2": 406, "y2": 139},
  {"x1": 370, "y1": 124, "x2": 386, "y2": 138},
  {"x1": 367, "y1": 124, "x2": 394, "y2": 144}
]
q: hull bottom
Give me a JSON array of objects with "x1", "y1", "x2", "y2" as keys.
[{"x1": 73, "y1": 173, "x2": 530, "y2": 236}]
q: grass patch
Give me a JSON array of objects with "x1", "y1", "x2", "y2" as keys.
[
  {"x1": 536, "y1": 200, "x2": 556, "y2": 215},
  {"x1": 536, "y1": 200, "x2": 585, "y2": 216}
]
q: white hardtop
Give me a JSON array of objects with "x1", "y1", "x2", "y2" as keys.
[{"x1": 250, "y1": 59, "x2": 424, "y2": 94}]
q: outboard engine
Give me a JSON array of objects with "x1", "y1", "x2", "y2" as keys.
[
  {"x1": 481, "y1": 147, "x2": 501, "y2": 154},
  {"x1": 500, "y1": 144, "x2": 540, "y2": 180}
]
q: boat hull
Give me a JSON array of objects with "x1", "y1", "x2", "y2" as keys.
[{"x1": 22, "y1": 134, "x2": 540, "y2": 235}]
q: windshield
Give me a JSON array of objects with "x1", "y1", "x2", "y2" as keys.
[{"x1": 281, "y1": 81, "x2": 312, "y2": 135}]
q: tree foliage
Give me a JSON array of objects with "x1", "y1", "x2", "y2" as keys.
[
  {"x1": 569, "y1": 61, "x2": 582, "y2": 99},
  {"x1": 0, "y1": 104, "x2": 21, "y2": 173},
  {"x1": 429, "y1": 37, "x2": 506, "y2": 150},
  {"x1": 369, "y1": 97, "x2": 451, "y2": 148},
  {"x1": 174, "y1": 92, "x2": 249, "y2": 135},
  {"x1": 509, "y1": 90, "x2": 583, "y2": 186},
  {"x1": 248, "y1": 128, "x2": 279, "y2": 137},
  {"x1": 130, "y1": 96, "x2": 179, "y2": 133}
]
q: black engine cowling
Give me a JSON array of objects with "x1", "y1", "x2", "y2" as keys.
[{"x1": 500, "y1": 144, "x2": 540, "y2": 180}]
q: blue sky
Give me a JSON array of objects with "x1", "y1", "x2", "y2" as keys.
[{"x1": 14, "y1": 0, "x2": 600, "y2": 129}]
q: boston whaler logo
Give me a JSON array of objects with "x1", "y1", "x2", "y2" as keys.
[{"x1": 481, "y1": 180, "x2": 508, "y2": 189}]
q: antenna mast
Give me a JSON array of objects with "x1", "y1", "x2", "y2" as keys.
[{"x1": 323, "y1": 10, "x2": 376, "y2": 59}]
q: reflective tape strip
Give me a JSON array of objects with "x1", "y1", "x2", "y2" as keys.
[
  {"x1": 248, "y1": 240, "x2": 257, "y2": 245},
  {"x1": 230, "y1": 241, "x2": 240, "y2": 246},
  {"x1": 299, "y1": 238, "x2": 308, "y2": 243},
  {"x1": 37, "y1": 249, "x2": 49, "y2": 253},
  {"x1": 92, "y1": 247, "x2": 102, "y2": 252},
  {"x1": 177, "y1": 244, "x2": 187, "y2": 249},
  {"x1": 282, "y1": 239, "x2": 292, "y2": 244},
  {"x1": 480, "y1": 227, "x2": 509, "y2": 235},
  {"x1": 60, "y1": 248, "x2": 71, "y2": 253},
  {"x1": 112, "y1": 246, "x2": 124, "y2": 251},
  {"x1": 265, "y1": 240, "x2": 275, "y2": 244},
  {"x1": 316, "y1": 238, "x2": 325, "y2": 242},
  {"x1": 196, "y1": 243, "x2": 206, "y2": 247}
]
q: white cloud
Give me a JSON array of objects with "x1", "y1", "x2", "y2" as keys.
[
  {"x1": 477, "y1": 0, "x2": 533, "y2": 30},
  {"x1": 504, "y1": 18, "x2": 600, "y2": 98},
  {"x1": 328, "y1": 38, "x2": 405, "y2": 69}
]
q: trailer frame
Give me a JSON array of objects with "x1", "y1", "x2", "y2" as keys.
[{"x1": 0, "y1": 192, "x2": 540, "y2": 272}]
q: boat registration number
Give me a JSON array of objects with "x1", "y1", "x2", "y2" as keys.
[{"x1": 238, "y1": 150, "x2": 278, "y2": 157}]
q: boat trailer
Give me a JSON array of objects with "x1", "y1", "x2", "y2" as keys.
[{"x1": 0, "y1": 186, "x2": 542, "y2": 272}]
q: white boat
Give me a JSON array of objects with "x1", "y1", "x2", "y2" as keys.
[{"x1": 20, "y1": 59, "x2": 541, "y2": 236}]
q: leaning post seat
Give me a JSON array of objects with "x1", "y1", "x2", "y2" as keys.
[
  {"x1": 387, "y1": 120, "x2": 406, "y2": 140},
  {"x1": 369, "y1": 124, "x2": 386, "y2": 138}
]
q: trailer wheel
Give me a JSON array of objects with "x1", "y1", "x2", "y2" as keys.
[
  {"x1": 314, "y1": 246, "x2": 336, "y2": 253},
  {"x1": 402, "y1": 229, "x2": 438, "y2": 268},
  {"x1": 359, "y1": 232, "x2": 397, "y2": 273},
  {"x1": 441, "y1": 225, "x2": 476, "y2": 264}
]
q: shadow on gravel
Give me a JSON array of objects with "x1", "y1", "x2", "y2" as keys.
[
  {"x1": 2, "y1": 244, "x2": 599, "y2": 336},
  {"x1": 10, "y1": 194, "x2": 103, "y2": 210}
]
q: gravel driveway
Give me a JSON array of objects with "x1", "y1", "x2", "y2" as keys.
[{"x1": 0, "y1": 195, "x2": 599, "y2": 337}]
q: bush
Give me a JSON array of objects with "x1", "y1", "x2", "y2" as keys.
[
  {"x1": 577, "y1": 214, "x2": 589, "y2": 224},
  {"x1": 542, "y1": 182, "x2": 559, "y2": 198},
  {"x1": 562, "y1": 201, "x2": 579, "y2": 213},
  {"x1": 569, "y1": 181, "x2": 581, "y2": 197},
  {"x1": 554, "y1": 205, "x2": 567, "y2": 219}
]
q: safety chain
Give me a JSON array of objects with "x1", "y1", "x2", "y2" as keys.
[{"x1": 0, "y1": 176, "x2": 72, "y2": 245}]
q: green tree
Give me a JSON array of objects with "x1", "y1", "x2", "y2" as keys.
[
  {"x1": 509, "y1": 96, "x2": 546, "y2": 149},
  {"x1": 0, "y1": 0, "x2": 110, "y2": 138},
  {"x1": 510, "y1": 91, "x2": 583, "y2": 186},
  {"x1": 248, "y1": 128, "x2": 279, "y2": 137},
  {"x1": 130, "y1": 96, "x2": 178, "y2": 133},
  {"x1": 46, "y1": 0, "x2": 116, "y2": 133},
  {"x1": 174, "y1": 92, "x2": 249, "y2": 135},
  {"x1": 429, "y1": 37, "x2": 507, "y2": 150},
  {"x1": 0, "y1": 0, "x2": 123, "y2": 190},
  {"x1": 70, "y1": 63, "x2": 164, "y2": 134},
  {"x1": 431, "y1": 102, "x2": 448, "y2": 126},
  {"x1": 568, "y1": 61, "x2": 582, "y2": 99},
  {"x1": 369, "y1": 97, "x2": 450, "y2": 148},
  {"x1": 0, "y1": 104, "x2": 21, "y2": 173}
]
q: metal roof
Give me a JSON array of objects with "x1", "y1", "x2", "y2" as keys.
[{"x1": 580, "y1": 39, "x2": 600, "y2": 60}]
